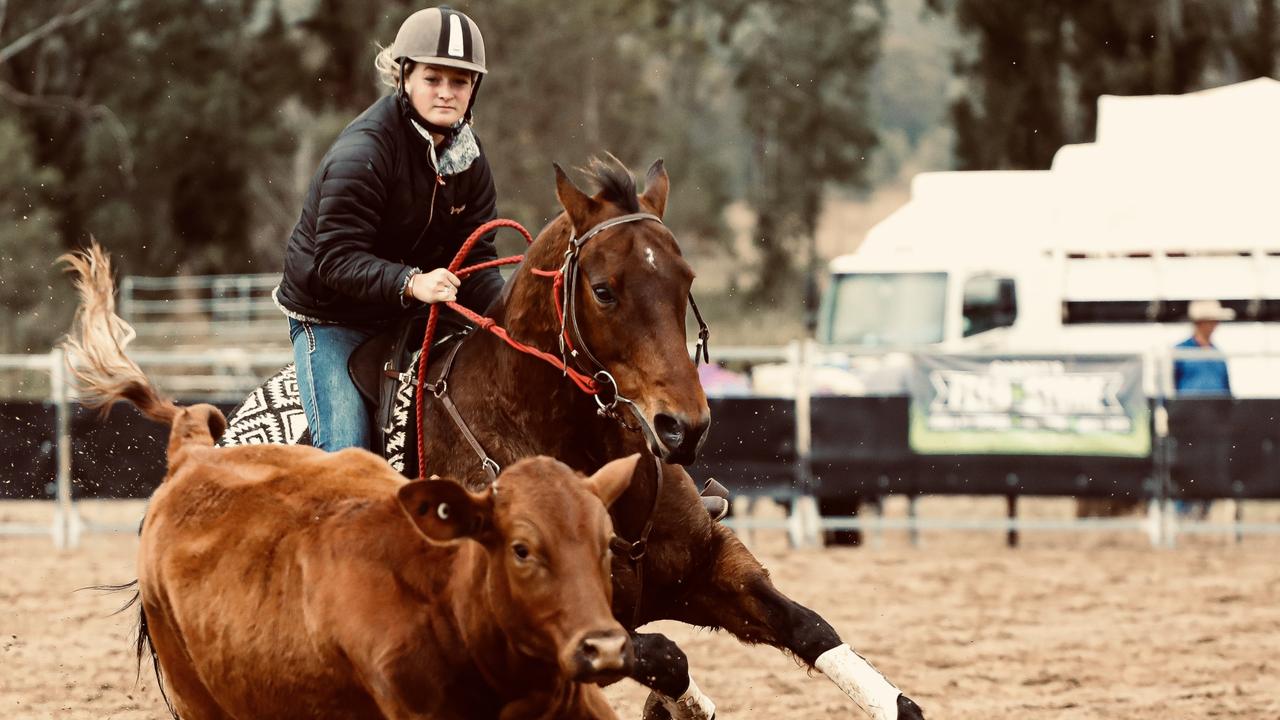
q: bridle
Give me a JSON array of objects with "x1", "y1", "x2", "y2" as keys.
[
  {"x1": 414, "y1": 214, "x2": 711, "y2": 589},
  {"x1": 534, "y1": 212, "x2": 711, "y2": 454}
]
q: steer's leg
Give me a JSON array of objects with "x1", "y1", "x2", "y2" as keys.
[
  {"x1": 668, "y1": 528, "x2": 925, "y2": 720},
  {"x1": 139, "y1": 603, "x2": 233, "y2": 720}
]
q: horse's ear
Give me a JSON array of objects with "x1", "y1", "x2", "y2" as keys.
[
  {"x1": 641, "y1": 158, "x2": 669, "y2": 219},
  {"x1": 554, "y1": 163, "x2": 598, "y2": 234}
]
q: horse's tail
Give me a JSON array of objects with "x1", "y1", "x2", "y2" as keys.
[{"x1": 58, "y1": 241, "x2": 226, "y2": 461}]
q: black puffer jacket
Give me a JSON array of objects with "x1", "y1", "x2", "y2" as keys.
[{"x1": 276, "y1": 94, "x2": 504, "y2": 324}]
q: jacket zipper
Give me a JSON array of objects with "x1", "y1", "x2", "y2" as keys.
[
  {"x1": 426, "y1": 173, "x2": 444, "y2": 229},
  {"x1": 406, "y1": 170, "x2": 446, "y2": 262}
]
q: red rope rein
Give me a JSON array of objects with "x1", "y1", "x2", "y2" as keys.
[{"x1": 414, "y1": 218, "x2": 598, "y2": 478}]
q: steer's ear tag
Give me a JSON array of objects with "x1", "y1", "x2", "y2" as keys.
[{"x1": 398, "y1": 478, "x2": 496, "y2": 545}]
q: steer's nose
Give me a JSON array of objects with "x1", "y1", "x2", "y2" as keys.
[
  {"x1": 573, "y1": 630, "x2": 633, "y2": 681},
  {"x1": 654, "y1": 411, "x2": 711, "y2": 466}
]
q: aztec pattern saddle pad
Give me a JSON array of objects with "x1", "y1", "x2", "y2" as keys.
[{"x1": 218, "y1": 354, "x2": 420, "y2": 474}]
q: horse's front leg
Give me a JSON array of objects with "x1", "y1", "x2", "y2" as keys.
[
  {"x1": 627, "y1": 632, "x2": 716, "y2": 720},
  {"x1": 672, "y1": 529, "x2": 925, "y2": 720}
]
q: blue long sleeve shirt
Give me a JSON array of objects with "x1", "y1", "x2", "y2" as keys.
[{"x1": 1173, "y1": 336, "x2": 1231, "y2": 396}]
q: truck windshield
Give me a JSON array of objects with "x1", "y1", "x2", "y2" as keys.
[{"x1": 824, "y1": 272, "x2": 947, "y2": 346}]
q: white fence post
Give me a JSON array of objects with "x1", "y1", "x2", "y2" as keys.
[
  {"x1": 791, "y1": 338, "x2": 823, "y2": 548},
  {"x1": 1157, "y1": 348, "x2": 1179, "y2": 549},
  {"x1": 50, "y1": 347, "x2": 81, "y2": 550}
]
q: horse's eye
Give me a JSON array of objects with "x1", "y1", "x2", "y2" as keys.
[
  {"x1": 512, "y1": 542, "x2": 531, "y2": 562},
  {"x1": 592, "y1": 284, "x2": 616, "y2": 304}
]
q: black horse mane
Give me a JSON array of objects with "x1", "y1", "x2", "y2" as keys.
[{"x1": 585, "y1": 156, "x2": 640, "y2": 213}]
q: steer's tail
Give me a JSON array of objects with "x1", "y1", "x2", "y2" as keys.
[
  {"x1": 62, "y1": 243, "x2": 187, "y2": 718},
  {"x1": 58, "y1": 242, "x2": 226, "y2": 459}
]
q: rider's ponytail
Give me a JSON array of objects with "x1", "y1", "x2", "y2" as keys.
[{"x1": 374, "y1": 44, "x2": 410, "y2": 90}]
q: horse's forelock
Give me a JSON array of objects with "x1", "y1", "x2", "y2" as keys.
[{"x1": 585, "y1": 156, "x2": 640, "y2": 213}]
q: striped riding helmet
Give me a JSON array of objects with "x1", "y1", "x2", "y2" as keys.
[{"x1": 391, "y1": 7, "x2": 487, "y2": 76}]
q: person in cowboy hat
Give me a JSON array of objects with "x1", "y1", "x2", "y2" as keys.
[
  {"x1": 273, "y1": 6, "x2": 502, "y2": 451},
  {"x1": 1173, "y1": 299, "x2": 1234, "y2": 397},
  {"x1": 1171, "y1": 299, "x2": 1235, "y2": 520}
]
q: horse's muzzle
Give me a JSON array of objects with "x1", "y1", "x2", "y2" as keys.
[{"x1": 653, "y1": 411, "x2": 710, "y2": 466}]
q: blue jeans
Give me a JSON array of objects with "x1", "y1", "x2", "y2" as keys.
[{"x1": 289, "y1": 318, "x2": 380, "y2": 452}]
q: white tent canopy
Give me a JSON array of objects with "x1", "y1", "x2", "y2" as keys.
[
  {"x1": 1051, "y1": 77, "x2": 1280, "y2": 256},
  {"x1": 847, "y1": 78, "x2": 1280, "y2": 268}
]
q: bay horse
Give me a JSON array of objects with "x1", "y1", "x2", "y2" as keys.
[{"x1": 222, "y1": 158, "x2": 925, "y2": 720}]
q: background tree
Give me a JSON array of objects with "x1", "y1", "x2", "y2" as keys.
[
  {"x1": 929, "y1": 0, "x2": 1280, "y2": 170},
  {"x1": 0, "y1": 0, "x2": 892, "y2": 354},
  {"x1": 0, "y1": 116, "x2": 64, "y2": 354},
  {"x1": 722, "y1": 0, "x2": 883, "y2": 317},
  {"x1": 1, "y1": 0, "x2": 303, "y2": 276},
  {"x1": 446, "y1": 0, "x2": 741, "y2": 255}
]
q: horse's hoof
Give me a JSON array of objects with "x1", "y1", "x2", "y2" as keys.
[
  {"x1": 642, "y1": 689, "x2": 717, "y2": 720},
  {"x1": 897, "y1": 693, "x2": 926, "y2": 719},
  {"x1": 699, "y1": 478, "x2": 730, "y2": 522},
  {"x1": 641, "y1": 692, "x2": 673, "y2": 720},
  {"x1": 700, "y1": 496, "x2": 729, "y2": 521}
]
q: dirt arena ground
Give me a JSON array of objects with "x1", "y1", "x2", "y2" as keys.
[{"x1": 2, "y1": 497, "x2": 1278, "y2": 719}]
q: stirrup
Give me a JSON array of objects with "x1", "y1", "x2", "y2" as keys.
[{"x1": 699, "y1": 478, "x2": 730, "y2": 522}]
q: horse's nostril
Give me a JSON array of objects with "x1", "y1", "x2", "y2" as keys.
[{"x1": 654, "y1": 413, "x2": 684, "y2": 448}]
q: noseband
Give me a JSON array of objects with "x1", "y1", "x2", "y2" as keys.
[{"x1": 546, "y1": 212, "x2": 711, "y2": 446}]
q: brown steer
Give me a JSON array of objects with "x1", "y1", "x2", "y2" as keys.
[{"x1": 61, "y1": 244, "x2": 636, "y2": 720}]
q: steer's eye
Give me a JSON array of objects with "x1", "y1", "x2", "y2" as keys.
[
  {"x1": 512, "y1": 542, "x2": 531, "y2": 563},
  {"x1": 591, "y1": 284, "x2": 616, "y2": 305}
]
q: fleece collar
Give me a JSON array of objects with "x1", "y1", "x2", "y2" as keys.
[{"x1": 411, "y1": 120, "x2": 480, "y2": 177}]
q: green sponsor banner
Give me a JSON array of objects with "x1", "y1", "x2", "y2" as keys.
[{"x1": 908, "y1": 355, "x2": 1150, "y2": 457}]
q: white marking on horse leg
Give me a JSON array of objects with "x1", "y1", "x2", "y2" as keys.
[
  {"x1": 644, "y1": 246, "x2": 657, "y2": 269},
  {"x1": 659, "y1": 675, "x2": 715, "y2": 720},
  {"x1": 815, "y1": 644, "x2": 901, "y2": 720}
]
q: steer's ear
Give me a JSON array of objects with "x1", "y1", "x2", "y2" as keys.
[
  {"x1": 585, "y1": 454, "x2": 640, "y2": 509},
  {"x1": 398, "y1": 478, "x2": 494, "y2": 544}
]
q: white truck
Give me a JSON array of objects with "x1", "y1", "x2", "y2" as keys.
[{"x1": 812, "y1": 78, "x2": 1280, "y2": 397}]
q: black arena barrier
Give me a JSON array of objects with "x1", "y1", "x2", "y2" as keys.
[
  {"x1": 0, "y1": 401, "x2": 237, "y2": 501},
  {"x1": 910, "y1": 455, "x2": 1154, "y2": 498},
  {"x1": 70, "y1": 403, "x2": 175, "y2": 499},
  {"x1": 4, "y1": 396, "x2": 1280, "y2": 503},
  {"x1": 809, "y1": 396, "x2": 913, "y2": 495},
  {"x1": 0, "y1": 401, "x2": 58, "y2": 500},
  {"x1": 689, "y1": 397, "x2": 796, "y2": 498},
  {"x1": 806, "y1": 396, "x2": 1154, "y2": 499},
  {"x1": 1168, "y1": 398, "x2": 1280, "y2": 500}
]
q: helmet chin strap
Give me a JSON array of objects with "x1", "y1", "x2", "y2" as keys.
[
  {"x1": 464, "y1": 74, "x2": 482, "y2": 124},
  {"x1": 398, "y1": 61, "x2": 478, "y2": 144}
]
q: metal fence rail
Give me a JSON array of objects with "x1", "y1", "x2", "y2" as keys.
[
  {"x1": 3, "y1": 342, "x2": 1279, "y2": 550},
  {"x1": 0, "y1": 349, "x2": 291, "y2": 548},
  {"x1": 118, "y1": 273, "x2": 288, "y2": 351}
]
